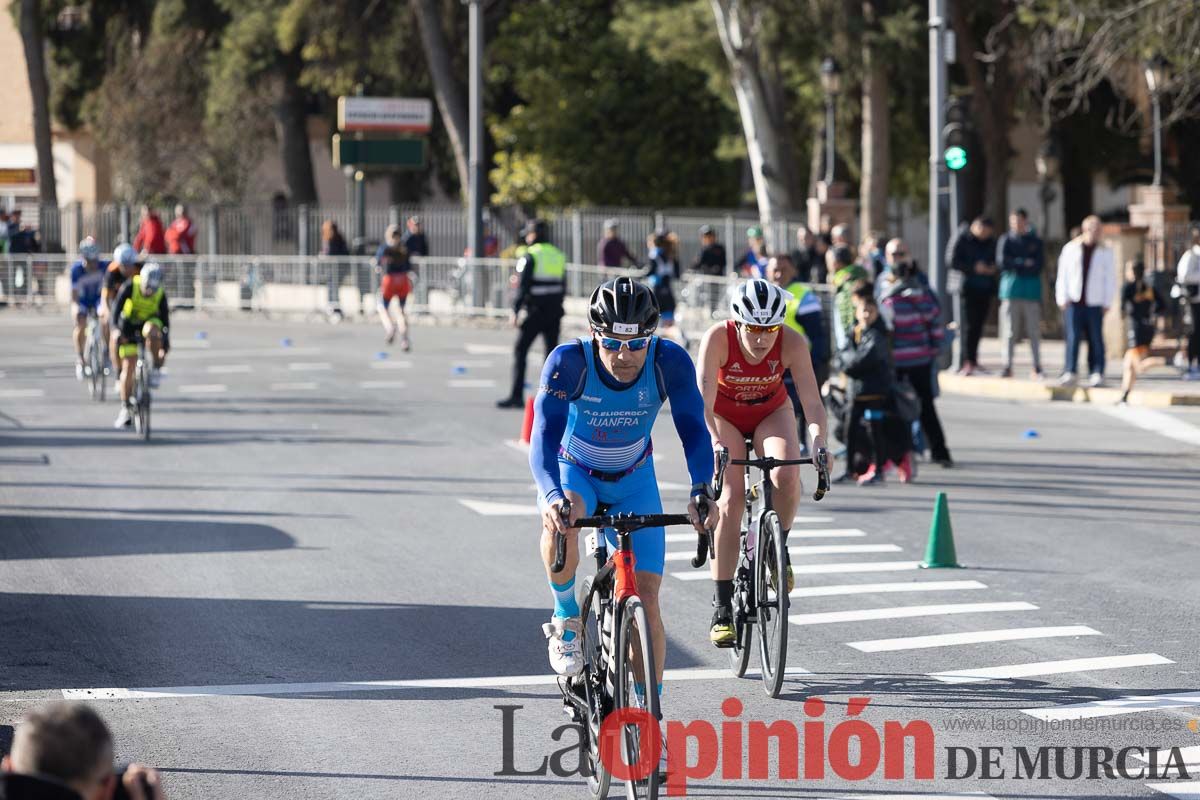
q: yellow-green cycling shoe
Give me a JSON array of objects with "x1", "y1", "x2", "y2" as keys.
[
  {"x1": 709, "y1": 605, "x2": 735, "y2": 648},
  {"x1": 768, "y1": 555, "x2": 795, "y2": 594}
]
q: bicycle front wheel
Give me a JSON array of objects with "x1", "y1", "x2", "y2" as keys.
[
  {"x1": 755, "y1": 510, "x2": 789, "y2": 698},
  {"x1": 728, "y1": 550, "x2": 753, "y2": 678},
  {"x1": 579, "y1": 576, "x2": 612, "y2": 800},
  {"x1": 613, "y1": 597, "x2": 660, "y2": 800}
]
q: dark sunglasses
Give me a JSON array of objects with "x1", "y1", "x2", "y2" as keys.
[{"x1": 596, "y1": 334, "x2": 652, "y2": 352}]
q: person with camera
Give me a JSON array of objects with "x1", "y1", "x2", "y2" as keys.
[{"x1": 1, "y1": 702, "x2": 165, "y2": 800}]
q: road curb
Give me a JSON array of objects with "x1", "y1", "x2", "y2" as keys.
[{"x1": 938, "y1": 372, "x2": 1200, "y2": 407}]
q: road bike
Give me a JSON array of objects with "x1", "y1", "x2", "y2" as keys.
[
  {"x1": 120, "y1": 331, "x2": 153, "y2": 441},
  {"x1": 553, "y1": 502, "x2": 711, "y2": 800},
  {"x1": 698, "y1": 442, "x2": 829, "y2": 698},
  {"x1": 82, "y1": 310, "x2": 108, "y2": 402}
]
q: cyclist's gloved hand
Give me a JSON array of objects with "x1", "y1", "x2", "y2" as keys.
[{"x1": 688, "y1": 483, "x2": 719, "y2": 532}]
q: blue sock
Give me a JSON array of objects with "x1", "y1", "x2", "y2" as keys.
[{"x1": 550, "y1": 578, "x2": 579, "y2": 641}]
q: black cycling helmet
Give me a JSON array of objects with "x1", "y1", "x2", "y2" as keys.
[
  {"x1": 522, "y1": 218, "x2": 548, "y2": 242},
  {"x1": 588, "y1": 277, "x2": 660, "y2": 336}
]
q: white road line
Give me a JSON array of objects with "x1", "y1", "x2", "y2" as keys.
[
  {"x1": 359, "y1": 380, "x2": 407, "y2": 389},
  {"x1": 289, "y1": 362, "x2": 333, "y2": 371},
  {"x1": 206, "y1": 364, "x2": 251, "y2": 374},
  {"x1": 178, "y1": 384, "x2": 228, "y2": 394},
  {"x1": 849, "y1": 624, "x2": 1101, "y2": 653},
  {"x1": 1021, "y1": 692, "x2": 1200, "y2": 721},
  {"x1": 1096, "y1": 405, "x2": 1200, "y2": 447},
  {"x1": 671, "y1": 560, "x2": 923, "y2": 580},
  {"x1": 789, "y1": 601, "x2": 1037, "y2": 626},
  {"x1": 931, "y1": 653, "x2": 1174, "y2": 684},
  {"x1": 369, "y1": 360, "x2": 412, "y2": 370},
  {"x1": 271, "y1": 382, "x2": 318, "y2": 391},
  {"x1": 1146, "y1": 782, "x2": 1200, "y2": 799},
  {"x1": 59, "y1": 665, "x2": 809, "y2": 700},
  {"x1": 447, "y1": 378, "x2": 497, "y2": 388},
  {"x1": 465, "y1": 344, "x2": 512, "y2": 355},
  {"x1": 794, "y1": 560, "x2": 922, "y2": 574},
  {"x1": 792, "y1": 515, "x2": 836, "y2": 524},
  {"x1": 792, "y1": 580, "x2": 988, "y2": 599},
  {"x1": 788, "y1": 528, "x2": 867, "y2": 538},
  {"x1": 459, "y1": 499, "x2": 536, "y2": 516},
  {"x1": 789, "y1": 543, "x2": 902, "y2": 555},
  {"x1": 43, "y1": 368, "x2": 73, "y2": 378},
  {"x1": 170, "y1": 346, "x2": 322, "y2": 360},
  {"x1": 0, "y1": 388, "x2": 45, "y2": 398}
]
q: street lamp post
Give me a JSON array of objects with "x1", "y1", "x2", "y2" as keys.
[
  {"x1": 1143, "y1": 54, "x2": 1170, "y2": 187},
  {"x1": 820, "y1": 57, "x2": 841, "y2": 187},
  {"x1": 1035, "y1": 140, "x2": 1058, "y2": 238}
]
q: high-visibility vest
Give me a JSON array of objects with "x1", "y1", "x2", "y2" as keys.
[
  {"x1": 122, "y1": 274, "x2": 164, "y2": 321},
  {"x1": 784, "y1": 281, "x2": 811, "y2": 338},
  {"x1": 526, "y1": 242, "x2": 566, "y2": 296}
]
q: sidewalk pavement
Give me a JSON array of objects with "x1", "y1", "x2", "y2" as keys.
[{"x1": 938, "y1": 336, "x2": 1200, "y2": 407}]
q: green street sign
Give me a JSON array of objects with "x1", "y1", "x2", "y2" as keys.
[
  {"x1": 944, "y1": 145, "x2": 968, "y2": 171},
  {"x1": 333, "y1": 135, "x2": 427, "y2": 170}
]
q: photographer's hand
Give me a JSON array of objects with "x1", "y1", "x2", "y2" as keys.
[{"x1": 122, "y1": 764, "x2": 165, "y2": 800}]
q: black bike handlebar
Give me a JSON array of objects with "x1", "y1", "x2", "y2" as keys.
[
  {"x1": 715, "y1": 446, "x2": 831, "y2": 502},
  {"x1": 574, "y1": 513, "x2": 693, "y2": 532}
]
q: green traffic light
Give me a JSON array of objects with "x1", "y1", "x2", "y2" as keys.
[{"x1": 945, "y1": 146, "x2": 968, "y2": 171}]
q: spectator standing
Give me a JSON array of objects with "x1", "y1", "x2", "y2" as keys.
[
  {"x1": 858, "y1": 231, "x2": 886, "y2": 281},
  {"x1": 597, "y1": 218, "x2": 637, "y2": 268},
  {"x1": 320, "y1": 219, "x2": 351, "y2": 310},
  {"x1": 497, "y1": 219, "x2": 566, "y2": 409},
  {"x1": 691, "y1": 225, "x2": 726, "y2": 276},
  {"x1": 7, "y1": 209, "x2": 40, "y2": 254},
  {"x1": 643, "y1": 229, "x2": 686, "y2": 345},
  {"x1": 734, "y1": 226, "x2": 769, "y2": 278},
  {"x1": 164, "y1": 204, "x2": 197, "y2": 255},
  {"x1": 830, "y1": 245, "x2": 868, "y2": 350},
  {"x1": 879, "y1": 238, "x2": 953, "y2": 468},
  {"x1": 831, "y1": 223, "x2": 852, "y2": 250},
  {"x1": 1120, "y1": 260, "x2": 1167, "y2": 403},
  {"x1": 996, "y1": 209, "x2": 1045, "y2": 379},
  {"x1": 132, "y1": 206, "x2": 166, "y2": 255},
  {"x1": 790, "y1": 226, "x2": 822, "y2": 284},
  {"x1": 1, "y1": 702, "x2": 166, "y2": 800},
  {"x1": 946, "y1": 216, "x2": 998, "y2": 375},
  {"x1": 401, "y1": 216, "x2": 429, "y2": 258},
  {"x1": 1055, "y1": 215, "x2": 1116, "y2": 387},
  {"x1": 1176, "y1": 226, "x2": 1200, "y2": 379}
]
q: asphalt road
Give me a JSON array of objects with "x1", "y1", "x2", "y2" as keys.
[{"x1": 1, "y1": 309, "x2": 1198, "y2": 800}]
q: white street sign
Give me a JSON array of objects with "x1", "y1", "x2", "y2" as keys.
[{"x1": 338, "y1": 97, "x2": 432, "y2": 133}]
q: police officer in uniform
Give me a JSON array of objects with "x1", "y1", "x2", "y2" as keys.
[{"x1": 498, "y1": 219, "x2": 567, "y2": 408}]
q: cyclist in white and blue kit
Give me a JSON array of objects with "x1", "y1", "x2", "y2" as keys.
[{"x1": 530, "y1": 277, "x2": 718, "y2": 685}]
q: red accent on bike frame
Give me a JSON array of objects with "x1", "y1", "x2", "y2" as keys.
[{"x1": 612, "y1": 547, "x2": 638, "y2": 602}]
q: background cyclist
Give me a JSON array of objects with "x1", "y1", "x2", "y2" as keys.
[
  {"x1": 69, "y1": 236, "x2": 108, "y2": 381},
  {"x1": 530, "y1": 277, "x2": 718, "y2": 690},
  {"x1": 111, "y1": 263, "x2": 169, "y2": 429},
  {"x1": 696, "y1": 278, "x2": 829, "y2": 646},
  {"x1": 101, "y1": 243, "x2": 141, "y2": 364}
]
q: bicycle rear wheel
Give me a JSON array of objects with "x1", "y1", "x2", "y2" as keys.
[
  {"x1": 579, "y1": 576, "x2": 612, "y2": 800},
  {"x1": 85, "y1": 337, "x2": 99, "y2": 401},
  {"x1": 136, "y1": 360, "x2": 151, "y2": 441},
  {"x1": 756, "y1": 510, "x2": 789, "y2": 698},
  {"x1": 613, "y1": 597, "x2": 660, "y2": 800}
]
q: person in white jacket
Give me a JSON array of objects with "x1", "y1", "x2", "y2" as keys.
[
  {"x1": 1055, "y1": 215, "x2": 1116, "y2": 387},
  {"x1": 1176, "y1": 226, "x2": 1200, "y2": 379}
]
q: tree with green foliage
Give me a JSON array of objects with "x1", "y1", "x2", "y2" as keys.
[{"x1": 488, "y1": 0, "x2": 737, "y2": 208}]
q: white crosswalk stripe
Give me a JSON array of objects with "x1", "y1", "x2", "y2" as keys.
[
  {"x1": 289, "y1": 362, "x2": 333, "y2": 371},
  {"x1": 206, "y1": 364, "x2": 251, "y2": 374},
  {"x1": 849, "y1": 625, "x2": 1101, "y2": 653},
  {"x1": 794, "y1": 580, "x2": 987, "y2": 599},
  {"x1": 930, "y1": 653, "x2": 1174, "y2": 684},
  {"x1": 447, "y1": 378, "x2": 497, "y2": 388},
  {"x1": 789, "y1": 543, "x2": 902, "y2": 555},
  {"x1": 1021, "y1": 692, "x2": 1200, "y2": 721},
  {"x1": 1145, "y1": 782, "x2": 1200, "y2": 799},
  {"x1": 179, "y1": 384, "x2": 227, "y2": 394},
  {"x1": 789, "y1": 601, "x2": 1037, "y2": 626}
]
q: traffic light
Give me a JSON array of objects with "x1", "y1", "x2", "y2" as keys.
[{"x1": 942, "y1": 95, "x2": 971, "y2": 171}]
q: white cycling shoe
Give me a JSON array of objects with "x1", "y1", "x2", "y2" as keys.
[
  {"x1": 114, "y1": 407, "x2": 132, "y2": 429},
  {"x1": 543, "y1": 616, "x2": 584, "y2": 677}
]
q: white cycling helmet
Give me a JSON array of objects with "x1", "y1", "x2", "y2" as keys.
[
  {"x1": 113, "y1": 243, "x2": 136, "y2": 267},
  {"x1": 140, "y1": 262, "x2": 163, "y2": 294},
  {"x1": 79, "y1": 236, "x2": 100, "y2": 261},
  {"x1": 729, "y1": 279, "x2": 792, "y2": 326}
]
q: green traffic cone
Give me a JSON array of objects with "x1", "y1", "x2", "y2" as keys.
[{"x1": 920, "y1": 492, "x2": 962, "y2": 568}]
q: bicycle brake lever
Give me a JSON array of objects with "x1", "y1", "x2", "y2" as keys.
[{"x1": 812, "y1": 448, "x2": 830, "y2": 501}]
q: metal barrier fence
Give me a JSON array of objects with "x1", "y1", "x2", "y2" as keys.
[
  {"x1": 22, "y1": 201, "x2": 929, "y2": 270},
  {"x1": 0, "y1": 253, "x2": 838, "y2": 361}
]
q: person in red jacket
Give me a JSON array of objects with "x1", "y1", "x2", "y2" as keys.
[
  {"x1": 164, "y1": 204, "x2": 197, "y2": 254},
  {"x1": 132, "y1": 205, "x2": 166, "y2": 255}
]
